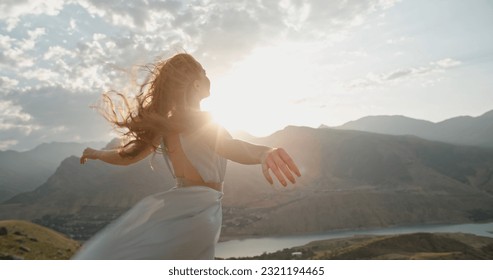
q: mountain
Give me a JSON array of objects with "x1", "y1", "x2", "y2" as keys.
[
  {"x1": 1, "y1": 153, "x2": 175, "y2": 240},
  {"x1": 335, "y1": 109, "x2": 493, "y2": 148},
  {"x1": 1, "y1": 126, "x2": 493, "y2": 240},
  {"x1": 0, "y1": 220, "x2": 79, "y2": 260},
  {"x1": 232, "y1": 232, "x2": 493, "y2": 260},
  {"x1": 220, "y1": 126, "x2": 493, "y2": 238},
  {"x1": 0, "y1": 141, "x2": 105, "y2": 202}
]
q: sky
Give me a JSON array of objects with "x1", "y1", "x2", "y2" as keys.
[{"x1": 0, "y1": 0, "x2": 492, "y2": 151}]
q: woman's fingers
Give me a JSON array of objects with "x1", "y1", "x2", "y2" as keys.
[
  {"x1": 273, "y1": 154, "x2": 296, "y2": 184},
  {"x1": 277, "y1": 148, "x2": 301, "y2": 177},
  {"x1": 80, "y1": 147, "x2": 96, "y2": 165},
  {"x1": 262, "y1": 148, "x2": 301, "y2": 187},
  {"x1": 80, "y1": 149, "x2": 88, "y2": 164},
  {"x1": 262, "y1": 162, "x2": 274, "y2": 185},
  {"x1": 266, "y1": 156, "x2": 287, "y2": 186}
]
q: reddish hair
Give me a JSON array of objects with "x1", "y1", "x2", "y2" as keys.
[{"x1": 101, "y1": 53, "x2": 206, "y2": 158}]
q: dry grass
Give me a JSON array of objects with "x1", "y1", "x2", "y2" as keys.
[{"x1": 0, "y1": 220, "x2": 80, "y2": 260}]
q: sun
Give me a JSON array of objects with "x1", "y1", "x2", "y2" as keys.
[{"x1": 202, "y1": 44, "x2": 324, "y2": 137}]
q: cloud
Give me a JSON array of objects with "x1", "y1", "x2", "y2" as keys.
[
  {"x1": 433, "y1": 58, "x2": 462, "y2": 68},
  {"x1": 0, "y1": 76, "x2": 19, "y2": 89},
  {"x1": 0, "y1": 100, "x2": 31, "y2": 122},
  {"x1": 43, "y1": 45, "x2": 75, "y2": 61},
  {"x1": 348, "y1": 58, "x2": 462, "y2": 89},
  {"x1": 1, "y1": 86, "x2": 111, "y2": 150},
  {"x1": 0, "y1": 0, "x2": 403, "y2": 150},
  {"x1": 3, "y1": 0, "x2": 401, "y2": 76},
  {"x1": 385, "y1": 69, "x2": 413, "y2": 80},
  {"x1": 0, "y1": 139, "x2": 18, "y2": 150},
  {"x1": 0, "y1": 0, "x2": 64, "y2": 31},
  {"x1": 76, "y1": 0, "x2": 169, "y2": 29},
  {"x1": 279, "y1": 0, "x2": 311, "y2": 31},
  {"x1": 0, "y1": 30, "x2": 42, "y2": 69},
  {"x1": 0, "y1": 99, "x2": 39, "y2": 136},
  {"x1": 1, "y1": 0, "x2": 402, "y2": 86},
  {"x1": 22, "y1": 27, "x2": 46, "y2": 51},
  {"x1": 386, "y1": 36, "x2": 413, "y2": 45}
]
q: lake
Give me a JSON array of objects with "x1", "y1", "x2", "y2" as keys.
[{"x1": 215, "y1": 222, "x2": 493, "y2": 258}]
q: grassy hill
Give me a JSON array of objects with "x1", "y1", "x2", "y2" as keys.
[
  {"x1": 0, "y1": 220, "x2": 79, "y2": 260},
  {"x1": 230, "y1": 232, "x2": 493, "y2": 260}
]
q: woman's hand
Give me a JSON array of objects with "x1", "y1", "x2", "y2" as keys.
[
  {"x1": 80, "y1": 147, "x2": 101, "y2": 164},
  {"x1": 261, "y1": 148, "x2": 301, "y2": 187}
]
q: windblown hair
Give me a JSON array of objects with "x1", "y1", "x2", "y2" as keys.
[{"x1": 101, "y1": 53, "x2": 206, "y2": 158}]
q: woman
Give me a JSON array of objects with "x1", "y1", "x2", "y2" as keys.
[{"x1": 73, "y1": 53, "x2": 301, "y2": 260}]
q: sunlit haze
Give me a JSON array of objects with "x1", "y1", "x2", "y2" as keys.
[{"x1": 202, "y1": 43, "x2": 327, "y2": 136}]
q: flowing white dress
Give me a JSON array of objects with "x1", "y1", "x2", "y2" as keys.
[{"x1": 72, "y1": 133, "x2": 228, "y2": 260}]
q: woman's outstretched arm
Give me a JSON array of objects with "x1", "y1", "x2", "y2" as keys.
[
  {"x1": 201, "y1": 123, "x2": 301, "y2": 186},
  {"x1": 80, "y1": 137, "x2": 160, "y2": 166},
  {"x1": 80, "y1": 146, "x2": 154, "y2": 166}
]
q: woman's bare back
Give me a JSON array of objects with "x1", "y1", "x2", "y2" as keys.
[{"x1": 164, "y1": 133, "x2": 215, "y2": 189}]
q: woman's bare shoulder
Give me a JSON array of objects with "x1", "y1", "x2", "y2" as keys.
[{"x1": 187, "y1": 115, "x2": 232, "y2": 143}]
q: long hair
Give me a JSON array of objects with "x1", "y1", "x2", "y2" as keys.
[{"x1": 100, "y1": 53, "x2": 205, "y2": 158}]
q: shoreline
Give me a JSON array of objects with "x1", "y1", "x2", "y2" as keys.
[
  {"x1": 216, "y1": 220, "x2": 493, "y2": 258},
  {"x1": 219, "y1": 219, "x2": 493, "y2": 242}
]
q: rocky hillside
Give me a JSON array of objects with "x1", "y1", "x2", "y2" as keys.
[
  {"x1": 220, "y1": 127, "x2": 493, "y2": 238},
  {"x1": 0, "y1": 141, "x2": 104, "y2": 202},
  {"x1": 0, "y1": 220, "x2": 79, "y2": 260},
  {"x1": 233, "y1": 232, "x2": 493, "y2": 260}
]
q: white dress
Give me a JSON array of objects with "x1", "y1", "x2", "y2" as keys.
[{"x1": 72, "y1": 133, "x2": 228, "y2": 260}]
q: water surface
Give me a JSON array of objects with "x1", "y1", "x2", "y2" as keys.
[{"x1": 216, "y1": 222, "x2": 493, "y2": 258}]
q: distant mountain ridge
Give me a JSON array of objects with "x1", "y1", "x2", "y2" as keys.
[
  {"x1": 2, "y1": 126, "x2": 493, "y2": 240},
  {"x1": 335, "y1": 109, "x2": 493, "y2": 148},
  {"x1": 0, "y1": 141, "x2": 105, "y2": 202},
  {"x1": 1, "y1": 153, "x2": 175, "y2": 240}
]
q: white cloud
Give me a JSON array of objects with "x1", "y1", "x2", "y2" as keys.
[
  {"x1": 76, "y1": 0, "x2": 172, "y2": 30},
  {"x1": 373, "y1": 0, "x2": 402, "y2": 10},
  {"x1": 348, "y1": 58, "x2": 462, "y2": 89},
  {"x1": 0, "y1": 33, "x2": 35, "y2": 68},
  {"x1": 0, "y1": 0, "x2": 406, "y2": 150},
  {"x1": 0, "y1": 100, "x2": 31, "y2": 122},
  {"x1": 27, "y1": 27, "x2": 46, "y2": 40},
  {"x1": 386, "y1": 36, "x2": 413, "y2": 45},
  {"x1": 0, "y1": 99, "x2": 40, "y2": 135},
  {"x1": 0, "y1": 76, "x2": 19, "y2": 88},
  {"x1": 21, "y1": 27, "x2": 46, "y2": 51},
  {"x1": 434, "y1": 58, "x2": 462, "y2": 68},
  {"x1": 43, "y1": 45, "x2": 75, "y2": 61},
  {"x1": 0, "y1": 140, "x2": 18, "y2": 150},
  {"x1": 279, "y1": 0, "x2": 311, "y2": 31},
  {"x1": 0, "y1": 34, "x2": 14, "y2": 49},
  {"x1": 69, "y1": 18, "x2": 77, "y2": 31},
  {"x1": 3, "y1": 0, "x2": 402, "y2": 77},
  {"x1": 0, "y1": 86, "x2": 112, "y2": 150},
  {"x1": 0, "y1": 0, "x2": 64, "y2": 31},
  {"x1": 0, "y1": 123, "x2": 41, "y2": 135},
  {"x1": 22, "y1": 68, "x2": 60, "y2": 85}
]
